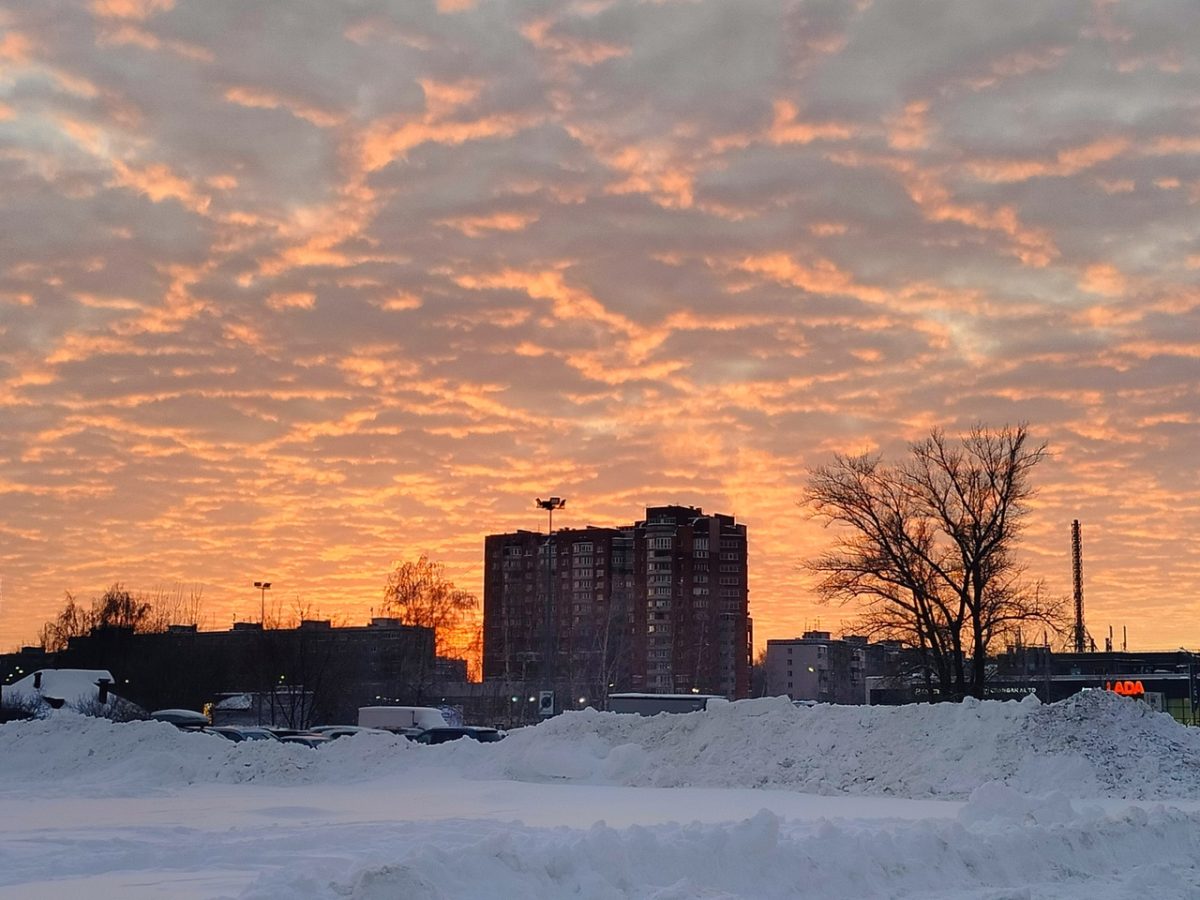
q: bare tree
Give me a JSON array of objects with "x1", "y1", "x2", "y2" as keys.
[
  {"x1": 91, "y1": 584, "x2": 153, "y2": 631},
  {"x1": 805, "y1": 424, "x2": 1062, "y2": 700},
  {"x1": 142, "y1": 584, "x2": 206, "y2": 633},
  {"x1": 750, "y1": 648, "x2": 769, "y2": 698},
  {"x1": 383, "y1": 555, "x2": 479, "y2": 667},
  {"x1": 38, "y1": 592, "x2": 91, "y2": 652},
  {"x1": 38, "y1": 583, "x2": 207, "y2": 652}
]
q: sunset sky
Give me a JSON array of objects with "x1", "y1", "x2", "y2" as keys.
[{"x1": 1, "y1": 0, "x2": 1198, "y2": 656}]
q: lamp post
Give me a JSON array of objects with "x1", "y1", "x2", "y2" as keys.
[
  {"x1": 536, "y1": 497, "x2": 566, "y2": 710},
  {"x1": 254, "y1": 581, "x2": 271, "y2": 626}
]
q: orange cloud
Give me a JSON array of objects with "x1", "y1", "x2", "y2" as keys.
[
  {"x1": 0, "y1": 30, "x2": 33, "y2": 63},
  {"x1": 521, "y1": 17, "x2": 631, "y2": 66},
  {"x1": 373, "y1": 292, "x2": 423, "y2": 312},
  {"x1": 455, "y1": 267, "x2": 639, "y2": 337},
  {"x1": 224, "y1": 86, "x2": 343, "y2": 128},
  {"x1": 266, "y1": 292, "x2": 316, "y2": 312},
  {"x1": 967, "y1": 136, "x2": 1130, "y2": 183},
  {"x1": 90, "y1": 0, "x2": 174, "y2": 20},
  {"x1": 732, "y1": 252, "x2": 888, "y2": 304},
  {"x1": 436, "y1": 211, "x2": 540, "y2": 237},
  {"x1": 768, "y1": 100, "x2": 856, "y2": 145},
  {"x1": 886, "y1": 100, "x2": 933, "y2": 150},
  {"x1": 110, "y1": 160, "x2": 211, "y2": 213},
  {"x1": 1079, "y1": 263, "x2": 1129, "y2": 297}
]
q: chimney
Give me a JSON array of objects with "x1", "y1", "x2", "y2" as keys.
[
  {"x1": 96, "y1": 678, "x2": 111, "y2": 705},
  {"x1": 33, "y1": 671, "x2": 42, "y2": 690}
]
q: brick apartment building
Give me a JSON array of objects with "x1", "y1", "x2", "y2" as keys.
[{"x1": 483, "y1": 505, "x2": 751, "y2": 701}]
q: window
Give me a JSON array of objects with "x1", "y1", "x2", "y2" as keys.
[{"x1": 648, "y1": 537, "x2": 673, "y2": 550}]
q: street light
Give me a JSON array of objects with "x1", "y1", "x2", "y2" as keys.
[
  {"x1": 536, "y1": 497, "x2": 566, "y2": 712},
  {"x1": 254, "y1": 581, "x2": 271, "y2": 625}
]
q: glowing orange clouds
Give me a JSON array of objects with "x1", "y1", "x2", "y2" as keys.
[{"x1": 0, "y1": 0, "x2": 1198, "y2": 662}]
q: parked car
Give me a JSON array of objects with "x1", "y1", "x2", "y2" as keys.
[
  {"x1": 150, "y1": 709, "x2": 209, "y2": 729},
  {"x1": 309, "y1": 725, "x2": 391, "y2": 740},
  {"x1": 277, "y1": 733, "x2": 332, "y2": 749},
  {"x1": 264, "y1": 727, "x2": 311, "y2": 739},
  {"x1": 203, "y1": 726, "x2": 279, "y2": 742},
  {"x1": 410, "y1": 726, "x2": 505, "y2": 745}
]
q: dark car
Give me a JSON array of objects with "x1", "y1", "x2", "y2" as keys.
[
  {"x1": 309, "y1": 725, "x2": 391, "y2": 740},
  {"x1": 411, "y1": 726, "x2": 505, "y2": 745},
  {"x1": 150, "y1": 709, "x2": 210, "y2": 729},
  {"x1": 264, "y1": 727, "x2": 311, "y2": 739},
  {"x1": 277, "y1": 733, "x2": 332, "y2": 749},
  {"x1": 203, "y1": 726, "x2": 279, "y2": 743}
]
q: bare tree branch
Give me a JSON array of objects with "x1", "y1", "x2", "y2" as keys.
[{"x1": 803, "y1": 423, "x2": 1063, "y2": 700}]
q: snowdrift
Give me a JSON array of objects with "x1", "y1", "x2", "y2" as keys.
[
  {"x1": 2, "y1": 691, "x2": 1198, "y2": 801},
  {"x1": 240, "y1": 802, "x2": 1200, "y2": 900},
  {"x1": 473, "y1": 691, "x2": 1200, "y2": 800}
]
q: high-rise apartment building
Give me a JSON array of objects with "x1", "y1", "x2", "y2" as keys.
[
  {"x1": 482, "y1": 505, "x2": 750, "y2": 700},
  {"x1": 482, "y1": 525, "x2": 634, "y2": 700}
]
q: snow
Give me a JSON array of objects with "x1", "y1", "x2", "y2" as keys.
[
  {"x1": 4, "y1": 668, "x2": 118, "y2": 707},
  {"x1": 3, "y1": 691, "x2": 1200, "y2": 898}
]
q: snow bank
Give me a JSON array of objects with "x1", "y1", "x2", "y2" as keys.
[
  {"x1": 3, "y1": 691, "x2": 1198, "y2": 801},
  {"x1": 238, "y1": 801, "x2": 1200, "y2": 900},
  {"x1": 465, "y1": 691, "x2": 1200, "y2": 800},
  {"x1": 0, "y1": 712, "x2": 418, "y2": 795}
]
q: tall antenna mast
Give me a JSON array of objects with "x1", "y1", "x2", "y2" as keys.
[{"x1": 1072, "y1": 520, "x2": 1086, "y2": 653}]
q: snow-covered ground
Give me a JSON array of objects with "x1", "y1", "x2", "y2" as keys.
[{"x1": 3, "y1": 691, "x2": 1200, "y2": 898}]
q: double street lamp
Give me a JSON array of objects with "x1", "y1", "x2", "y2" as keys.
[{"x1": 536, "y1": 497, "x2": 566, "y2": 709}]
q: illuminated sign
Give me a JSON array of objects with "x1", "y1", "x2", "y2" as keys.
[{"x1": 1104, "y1": 680, "x2": 1145, "y2": 697}]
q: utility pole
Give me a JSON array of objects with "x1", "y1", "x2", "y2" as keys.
[{"x1": 1071, "y1": 521, "x2": 1085, "y2": 654}]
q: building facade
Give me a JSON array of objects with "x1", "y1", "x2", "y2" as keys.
[
  {"x1": 38, "y1": 618, "x2": 437, "y2": 725},
  {"x1": 482, "y1": 505, "x2": 751, "y2": 701},
  {"x1": 765, "y1": 631, "x2": 867, "y2": 704}
]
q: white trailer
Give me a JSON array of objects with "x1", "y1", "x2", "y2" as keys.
[
  {"x1": 606, "y1": 693, "x2": 729, "y2": 715},
  {"x1": 357, "y1": 706, "x2": 449, "y2": 734}
]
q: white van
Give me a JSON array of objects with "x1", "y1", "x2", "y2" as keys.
[{"x1": 357, "y1": 706, "x2": 450, "y2": 735}]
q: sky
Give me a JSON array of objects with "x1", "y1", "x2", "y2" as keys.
[{"x1": 1, "y1": 0, "x2": 1198, "y2": 656}]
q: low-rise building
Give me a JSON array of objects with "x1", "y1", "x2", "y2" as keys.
[{"x1": 765, "y1": 631, "x2": 867, "y2": 704}]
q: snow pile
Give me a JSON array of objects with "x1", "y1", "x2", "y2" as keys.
[
  {"x1": 0, "y1": 713, "x2": 416, "y2": 794},
  {"x1": 465, "y1": 691, "x2": 1200, "y2": 800},
  {"x1": 239, "y1": 802, "x2": 1200, "y2": 900},
  {"x1": 3, "y1": 691, "x2": 1198, "y2": 801}
]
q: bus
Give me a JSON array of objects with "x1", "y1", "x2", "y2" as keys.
[{"x1": 606, "y1": 692, "x2": 729, "y2": 715}]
